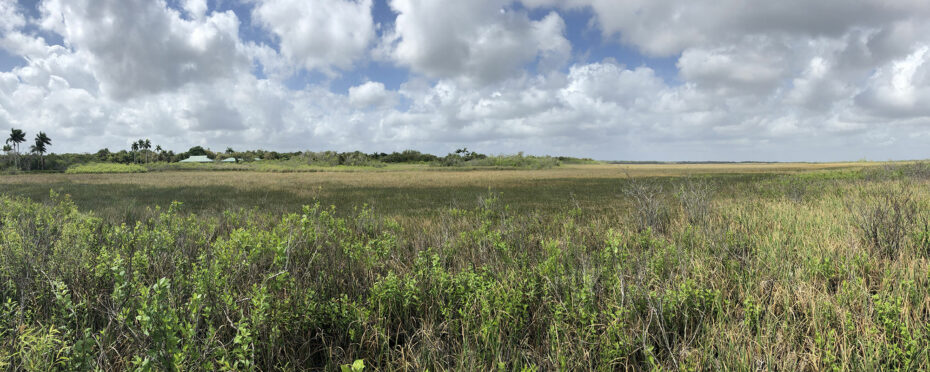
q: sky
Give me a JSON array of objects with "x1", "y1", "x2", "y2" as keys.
[{"x1": 2, "y1": 0, "x2": 930, "y2": 161}]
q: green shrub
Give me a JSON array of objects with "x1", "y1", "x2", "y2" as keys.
[
  {"x1": 434, "y1": 152, "x2": 561, "y2": 169},
  {"x1": 3, "y1": 175, "x2": 930, "y2": 370},
  {"x1": 66, "y1": 162, "x2": 147, "y2": 174}
]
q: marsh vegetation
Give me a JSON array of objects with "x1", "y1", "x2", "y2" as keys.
[{"x1": 1, "y1": 162, "x2": 928, "y2": 370}]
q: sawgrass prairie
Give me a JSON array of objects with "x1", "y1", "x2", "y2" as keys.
[
  {"x1": 0, "y1": 162, "x2": 874, "y2": 219},
  {"x1": 2, "y1": 161, "x2": 929, "y2": 370}
]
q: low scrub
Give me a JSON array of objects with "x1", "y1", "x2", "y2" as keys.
[
  {"x1": 625, "y1": 178, "x2": 673, "y2": 234},
  {"x1": 301, "y1": 151, "x2": 385, "y2": 168},
  {"x1": 848, "y1": 183, "x2": 921, "y2": 258},
  {"x1": 65, "y1": 162, "x2": 147, "y2": 174},
  {"x1": 861, "y1": 161, "x2": 930, "y2": 181},
  {"x1": 676, "y1": 177, "x2": 715, "y2": 226},
  {"x1": 145, "y1": 162, "x2": 249, "y2": 172},
  {"x1": 2, "y1": 176, "x2": 930, "y2": 370}
]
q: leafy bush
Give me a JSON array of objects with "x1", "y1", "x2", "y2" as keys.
[
  {"x1": 435, "y1": 151, "x2": 561, "y2": 169},
  {"x1": 556, "y1": 156, "x2": 598, "y2": 164},
  {"x1": 371, "y1": 150, "x2": 439, "y2": 163},
  {"x1": 301, "y1": 151, "x2": 384, "y2": 167}
]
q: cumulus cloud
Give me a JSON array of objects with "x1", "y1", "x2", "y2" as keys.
[
  {"x1": 378, "y1": 0, "x2": 570, "y2": 85},
  {"x1": 3, "y1": 0, "x2": 930, "y2": 161},
  {"x1": 349, "y1": 81, "x2": 395, "y2": 108},
  {"x1": 563, "y1": 63, "x2": 665, "y2": 107},
  {"x1": 0, "y1": 0, "x2": 24, "y2": 30},
  {"x1": 181, "y1": 0, "x2": 208, "y2": 19},
  {"x1": 856, "y1": 46, "x2": 930, "y2": 118},
  {"x1": 677, "y1": 37, "x2": 790, "y2": 95},
  {"x1": 524, "y1": 0, "x2": 930, "y2": 56},
  {"x1": 0, "y1": 0, "x2": 51, "y2": 58},
  {"x1": 251, "y1": 0, "x2": 374, "y2": 74},
  {"x1": 39, "y1": 0, "x2": 248, "y2": 98}
]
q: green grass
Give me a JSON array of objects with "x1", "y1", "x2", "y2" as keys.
[
  {"x1": 0, "y1": 171, "x2": 778, "y2": 222},
  {"x1": 142, "y1": 160, "x2": 401, "y2": 173},
  {"x1": 454, "y1": 153, "x2": 561, "y2": 169},
  {"x1": 1, "y1": 163, "x2": 929, "y2": 370},
  {"x1": 65, "y1": 162, "x2": 147, "y2": 174}
]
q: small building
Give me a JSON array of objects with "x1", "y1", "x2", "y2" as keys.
[
  {"x1": 221, "y1": 157, "x2": 239, "y2": 163},
  {"x1": 179, "y1": 155, "x2": 212, "y2": 163}
]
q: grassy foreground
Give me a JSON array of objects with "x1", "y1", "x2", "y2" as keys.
[{"x1": 1, "y1": 163, "x2": 930, "y2": 370}]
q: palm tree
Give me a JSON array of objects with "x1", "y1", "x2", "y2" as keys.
[
  {"x1": 131, "y1": 141, "x2": 140, "y2": 163},
  {"x1": 6, "y1": 128, "x2": 26, "y2": 168},
  {"x1": 2, "y1": 144, "x2": 11, "y2": 167},
  {"x1": 31, "y1": 132, "x2": 51, "y2": 169},
  {"x1": 143, "y1": 139, "x2": 152, "y2": 163},
  {"x1": 155, "y1": 145, "x2": 163, "y2": 162}
]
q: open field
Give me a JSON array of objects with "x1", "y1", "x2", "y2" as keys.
[
  {"x1": 0, "y1": 162, "x2": 874, "y2": 220},
  {"x1": 2, "y1": 162, "x2": 930, "y2": 370}
]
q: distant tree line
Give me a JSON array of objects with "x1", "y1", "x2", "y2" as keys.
[
  {"x1": 91, "y1": 144, "x2": 299, "y2": 165},
  {"x1": 299, "y1": 149, "x2": 482, "y2": 167},
  {"x1": 3, "y1": 129, "x2": 594, "y2": 172},
  {"x1": 369, "y1": 149, "x2": 440, "y2": 163}
]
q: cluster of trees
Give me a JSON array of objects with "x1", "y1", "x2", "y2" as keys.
[
  {"x1": 2, "y1": 129, "x2": 589, "y2": 173},
  {"x1": 369, "y1": 150, "x2": 440, "y2": 163},
  {"x1": 216, "y1": 147, "x2": 298, "y2": 162},
  {"x1": 90, "y1": 145, "x2": 301, "y2": 165},
  {"x1": 3, "y1": 128, "x2": 52, "y2": 170},
  {"x1": 130, "y1": 139, "x2": 162, "y2": 163},
  {"x1": 94, "y1": 139, "x2": 175, "y2": 164},
  {"x1": 298, "y1": 149, "x2": 487, "y2": 167},
  {"x1": 301, "y1": 151, "x2": 382, "y2": 167},
  {"x1": 437, "y1": 147, "x2": 488, "y2": 166}
]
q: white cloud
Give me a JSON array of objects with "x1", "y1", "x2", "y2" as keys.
[
  {"x1": 856, "y1": 46, "x2": 930, "y2": 118},
  {"x1": 379, "y1": 0, "x2": 570, "y2": 85},
  {"x1": 0, "y1": 0, "x2": 25, "y2": 31},
  {"x1": 523, "y1": 0, "x2": 930, "y2": 56},
  {"x1": 677, "y1": 37, "x2": 789, "y2": 95},
  {"x1": 0, "y1": 0, "x2": 50, "y2": 59},
  {"x1": 533, "y1": 12, "x2": 571, "y2": 73},
  {"x1": 3, "y1": 0, "x2": 930, "y2": 161},
  {"x1": 181, "y1": 0, "x2": 208, "y2": 19},
  {"x1": 349, "y1": 81, "x2": 395, "y2": 108},
  {"x1": 243, "y1": 41, "x2": 295, "y2": 81},
  {"x1": 39, "y1": 0, "x2": 248, "y2": 99},
  {"x1": 563, "y1": 63, "x2": 665, "y2": 107},
  {"x1": 251, "y1": 0, "x2": 374, "y2": 74}
]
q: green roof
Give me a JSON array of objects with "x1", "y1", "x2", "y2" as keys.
[{"x1": 179, "y1": 155, "x2": 211, "y2": 163}]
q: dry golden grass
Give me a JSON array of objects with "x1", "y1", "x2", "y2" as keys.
[
  {"x1": 0, "y1": 162, "x2": 882, "y2": 222},
  {"x1": 0, "y1": 162, "x2": 876, "y2": 189}
]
